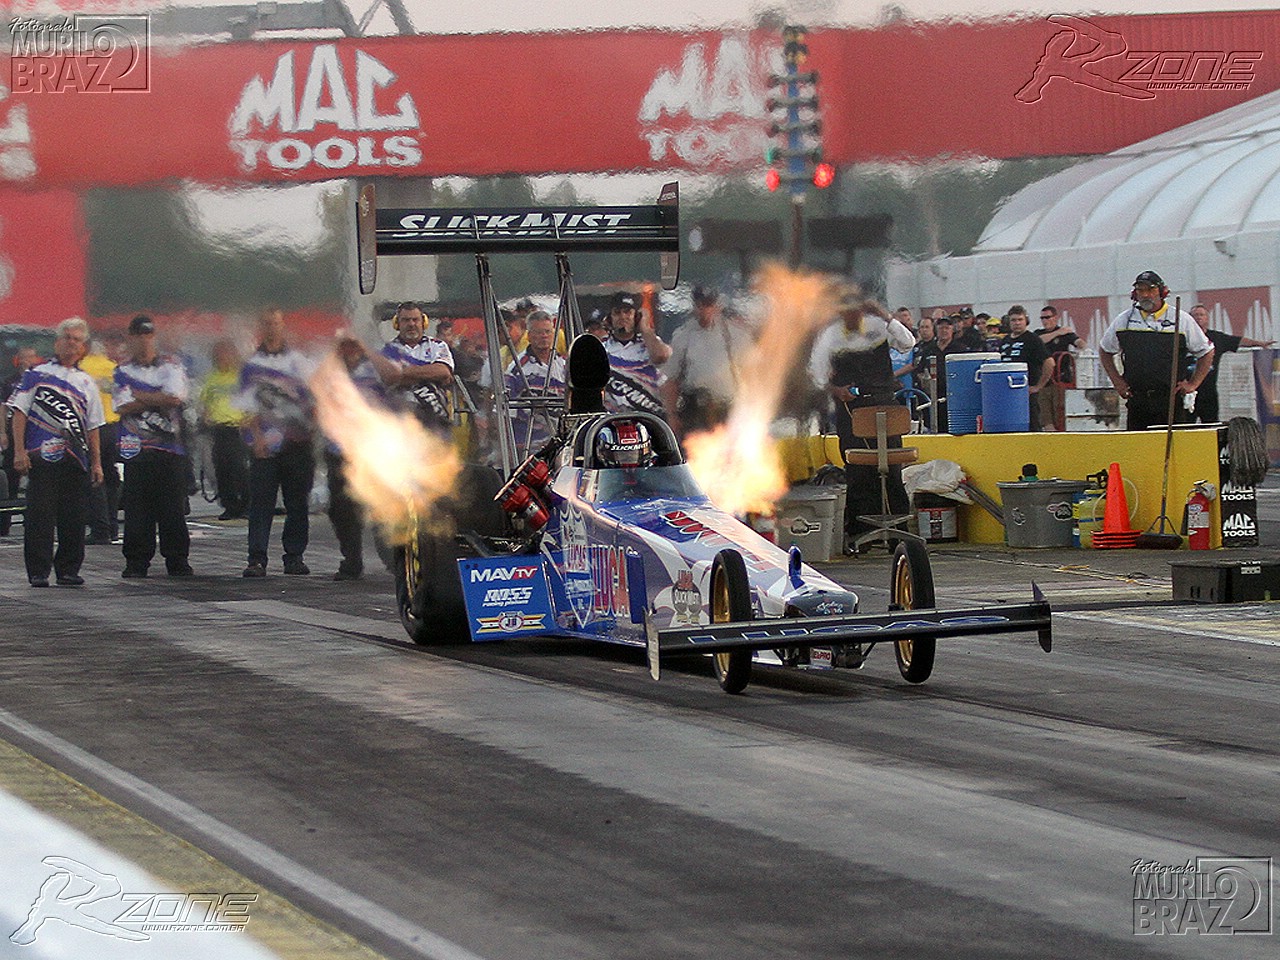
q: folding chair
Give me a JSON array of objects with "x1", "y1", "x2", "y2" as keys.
[{"x1": 843, "y1": 404, "x2": 924, "y2": 551}]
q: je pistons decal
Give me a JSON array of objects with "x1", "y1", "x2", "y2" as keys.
[{"x1": 476, "y1": 613, "x2": 546, "y2": 634}]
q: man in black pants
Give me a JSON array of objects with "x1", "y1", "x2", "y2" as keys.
[
  {"x1": 1099, "y1": 271, "x2": 1214, "y2": 430},
  {"x1": 6, "y1": 319, "x2": 105, "y2": 586},
  {"x1": 113, "y1": 315, "x2": 193, "y2": 577},
  {"x1": 237, "y1": 308, "x2": 317, "y2": 578}
]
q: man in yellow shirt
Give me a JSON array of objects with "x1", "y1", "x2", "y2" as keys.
[
  {"x1": 197, "y1": 339, "x2": 248, "y2": 520},
  {"x1": 81, "y1": 336, "x2": 121, "y2": 544}
]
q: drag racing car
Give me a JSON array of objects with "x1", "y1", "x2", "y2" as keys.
[{"x1": 358, "y1": 184, "x2": 1052, "y2": 693}]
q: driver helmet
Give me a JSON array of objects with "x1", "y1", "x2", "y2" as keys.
[{"x1": 595, "y1": 420, "x2": 655, "y2": 469}]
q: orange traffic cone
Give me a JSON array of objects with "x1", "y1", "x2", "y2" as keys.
[
  {"x1": 1092, "y1": 462, "x2": 1140, "y2": 548},
  {"x1": 1103, "y1": 462, "x2": 1130, "y2": 533}
]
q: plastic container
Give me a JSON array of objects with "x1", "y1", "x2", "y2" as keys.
[
  {"x1": 915, "y1": 492, "x2": 958, "y2": 543},
  {"x1": 1072, "y1": 488, "x2": 1107, "y2": 548},
  {"x1": 978, "y1": 361, "x2": 1029, "y2": 433},
  {"x1": 775, "y1": 486, "x2": 841, "y2": 562},
  {"x1": 998, "y1": 479, "x2": 1089, "y2": 548},
  {"x1": 944, "y1": 352, "x2": 999, "y2": 436}
]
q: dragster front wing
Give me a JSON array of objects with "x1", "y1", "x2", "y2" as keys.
[{"x1": 645, "y1": 586, "x2": 1052, "y2": 681}]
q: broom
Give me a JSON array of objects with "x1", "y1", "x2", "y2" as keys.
[{"x1": 1135, "y1": 296, "x2": 1186, "y2": 549}]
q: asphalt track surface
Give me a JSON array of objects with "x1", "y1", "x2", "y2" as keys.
[{"x1": 0, "y1": 480, "x2": 1277, "y2": 960}]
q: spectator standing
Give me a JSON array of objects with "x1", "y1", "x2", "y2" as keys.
[
  {"x1": 662, "y1": 286, "x2": 750, "y2": 438},
  {"x1": 81, "y1": 337, "x2": 121, "y2": 545},
  {"x1": 999, "y1": 306, "x2": 1054, "y2": 431},
  {"x1": 113, "y1": 315, "x2": 193, "y2": 578},
  {"x1": 809, "y1": 291, "x2": 915, "y2": 547},
  {"x1": 957, "y1": 307, "x2": 984, "y2": 351},
  {"x1": 504, "y1": 311, "x2": 566, "y2": 451},
  {"x1": 1187, "y1": 303, "x2": 1273, "y2": 424},
  {"x1": 1034, "y1": 305, "x2": 1080, "y2": 431},
  {"x1": 198, "y1": 339, "x2": 249, "y2": 520},
  {"x1": 1, "y1": 347, "x2": 41, "y2": 537},
  {"x1": 890, "y1": 307, "x2": 915, "y2": 395},
  {"x1": 913, "y1": 315, "x2": 967, "y2": 432},
  {"x1": 377, "y1": 301, "x2": 456, "y2": 437},
  {"x1": 982, "y1": 315, "x2": 1006, "y2": 351},
  {"x1": 1099, "y1": 271, "x2": 1214, "y2": 430},
  {"x1": 6, "y1": 318, "x2": 105, "y2": 586},
  {"x1": 603, "y1": 291, "x2": 672, "y2": 418},
  {"x1": 237, "y1": 307, "x2": 317, "y2": 578}
]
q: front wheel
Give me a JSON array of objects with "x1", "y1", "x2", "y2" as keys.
[
  {"x1": 890, "y1": 539, "x2": 936, "y2": 683},
  {"x1": 711, "y1": 550, "x2": 753, "y2": 694}
]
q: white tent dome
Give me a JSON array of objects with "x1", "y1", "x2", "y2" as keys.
[{"x1": 976, "y1": 88, "x2": 1280, "y2": 253}]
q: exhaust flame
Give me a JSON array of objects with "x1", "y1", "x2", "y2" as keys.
[
  {"x1": 311, "y1": 354, "x2": 462, "y2": 545},
  {"x1": 685, "y1": 263, "x2": 839, "y2": 516}
]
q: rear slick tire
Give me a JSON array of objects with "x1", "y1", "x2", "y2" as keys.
[
  {"x1": 890, "y1": 539, "x2": 936, "y2": 684},
  {"x1": 711, "y1": 549, "x2": 753, "y2": 694}
]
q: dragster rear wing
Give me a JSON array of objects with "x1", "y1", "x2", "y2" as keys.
[
  {"x1": 645, "y1": 586, "x2": 1053, "y2": 681},
  {"x1": 356, "y1": 182, "x2": 681, "y2": 293}
]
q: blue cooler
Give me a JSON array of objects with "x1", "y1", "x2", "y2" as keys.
[
  {"x1": 978, "y1": 361, "x2": 1029, "y2": 433},
  {"x1": 944, "y1": 352, "x2": 999, "y2": 435}
]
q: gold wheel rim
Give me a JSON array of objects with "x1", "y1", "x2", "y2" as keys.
[
  {"x1": 712, "y1": 566, "x2": 732, "y2": 676},
  {"x1": 893, "y1": 554, "x2": 914, "y2": 666}
]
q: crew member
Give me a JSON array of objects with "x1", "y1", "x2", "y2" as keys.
[
  {"x1": 1099, "y1": 271, "x2": 1214, "y2": 430},
  {"x1": 1, "y1": 347, "x2": 41, "y2": 538},
  {"x1": 237, "y1": 307, "x2": 317, "y2": 578},
  {"x1": 602, "y1": 290, "x2": 672, "y2": 418},
  {"x1": 113, "y1": 315, "x2": 192, "y2": 578},
  {"x1": 504, "y1": 311, "x2": 566, "y2": 451},
  {"x1": 6, "y1": 318, "x2": 105, "y2": 587},
  {"x1": 809, "y1": 288, "x2": 915, "y2": 549},
  {"x1": 375, "y1": 301, "x2": 455, "y2": 437}
]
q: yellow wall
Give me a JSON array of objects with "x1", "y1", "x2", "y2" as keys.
[{"x1": 778, "y1": 429, "x2": 1223, "y2": 546}]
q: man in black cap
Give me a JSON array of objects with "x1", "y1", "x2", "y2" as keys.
[
  {"x1": 662, "y1": 285, "x2": 750, "y2": 438},
  {"x1": 602, "y1": 290, "x2": 671, "y2": 418},
  {"x1": 112, "y1": 315, "x2": 193, "y2": 577},
  {"x1": 1099, "y1": 271, "x2": 1214, "y2": 430}
]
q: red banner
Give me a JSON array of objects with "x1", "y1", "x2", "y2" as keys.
[
  {"x1": 0, "y1": 189, "x2": 87, "y2": 324},
  {"x1": 0, "y1": 12, "x2": 1276, "y2": 187}
]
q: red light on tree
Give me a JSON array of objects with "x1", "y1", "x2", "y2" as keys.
[
  {"x1": 812, "y1": 162, "x2": 835, "y2": 189},
  {"x1": 765, "y1": 168, "x2": 781, "y2": 192}
]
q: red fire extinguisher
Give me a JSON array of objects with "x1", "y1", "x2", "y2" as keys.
[{"x1": 1185, "y1": 481, "x2": 1213, "y2": 551}]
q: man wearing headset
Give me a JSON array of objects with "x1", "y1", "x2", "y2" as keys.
[
  {"x1": 1099, "y1": 271, "x2": 1214, "y2": 431},
  {"x1": 374, "y1": 301, "x2": 455, "y2": 436}
]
